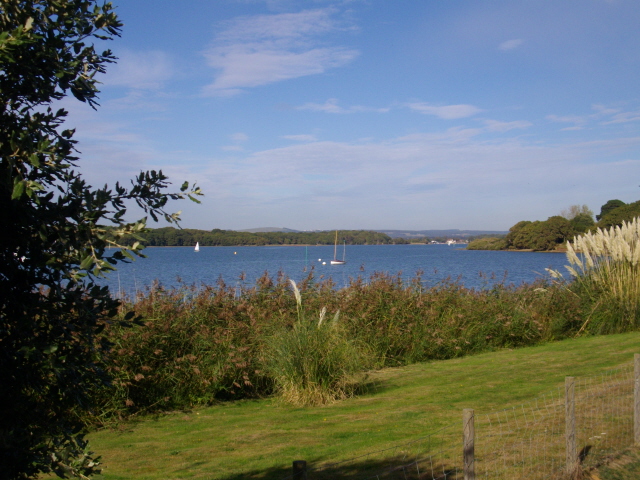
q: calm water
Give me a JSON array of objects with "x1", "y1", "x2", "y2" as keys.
[{"x1": 101, "y1": 244, "x2": 571, "y2": 298}]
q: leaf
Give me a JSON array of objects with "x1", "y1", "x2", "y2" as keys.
[
  {"x1": 43, "y1": 345, "x2": 58, "y2": 355},
  {"x1": 11, "y1": 181, "x2": 25, "y2": 199},
  {"x1": 80, "y1": 255, "x2": 94, "y2": 270},
  {"x1": 28, "y1": 153, "x2": 40, "y2": 167}
]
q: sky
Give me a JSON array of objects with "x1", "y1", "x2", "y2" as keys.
[{"x1": 65, "y1": 0, "x2": 640, "y2": 231}]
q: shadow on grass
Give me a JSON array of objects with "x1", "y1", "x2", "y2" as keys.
[{"x1": 219, "y1": 454, "x2": 460, "y2": 480}]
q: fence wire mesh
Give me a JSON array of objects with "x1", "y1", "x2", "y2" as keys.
[
  {"x1": 474, "y1": 387, "x2": 566, "y2": 479},
  {"x1": 575, "y1": 364, "x2": 634, "y2": 469},
  {"x1": 279, "y1": 359, "x2": 637, "y2": 480}
]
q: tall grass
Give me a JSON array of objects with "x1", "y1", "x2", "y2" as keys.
[
  {"x1": 560, "y1": 217, "x2": 640, "y2": 333},
  {"x1": 263, "y1": 280, "x2": 372, "y2": 406},
  {"x1": 90, "y1": 270, "x2": 587, "y2": 423}
]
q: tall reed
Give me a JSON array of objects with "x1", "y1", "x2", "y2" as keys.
[
  {"x1": 89, "y1": 270, "x2": 584, "y2": 422},
  {"x1": 262, "y1": 280, "x2": 372, "y2": 406},
  {"x1": 563, "y1": 217, "x2": 640, "y2": 332}
]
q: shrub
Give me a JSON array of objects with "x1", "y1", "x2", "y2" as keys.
[
  {"x1": 262, "y1": 281, "x2": 372, "y2": 406},
  {"x1": 466, "y1": 237, "x2": 508, "y2": 250}
]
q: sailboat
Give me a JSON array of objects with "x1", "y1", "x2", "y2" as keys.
[
  {"x1": 194, "y1": 242, "x2": 200, "y2": 252},
  {"x1": 330, "y1": 231, "x2": 346, "y2": 265}
]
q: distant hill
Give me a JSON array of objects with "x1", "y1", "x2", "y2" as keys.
[
  {"x1": 237, "y1": 227, "x2": 300, "y2": 233},
  {"x1": 236, "y1": 227, "x2": 506, "y2": 238},
  {"x1": 378, "y1": 229, "x2": 508, "y2": 239}
]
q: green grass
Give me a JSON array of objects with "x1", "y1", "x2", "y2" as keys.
[
  {"x1": 89, "y1": 332, "x2": 640, "y2": 480},
  {"x1": 596, "y1": 447, "x2": 640, "y2": 479}
]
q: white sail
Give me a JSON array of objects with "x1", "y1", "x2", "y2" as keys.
[
  {"x1": 195, "y1": 242, "x2": 200, "y2": 252},
  {"x1": 330, "y1": 231, "x2": 346, "y2": 265}
]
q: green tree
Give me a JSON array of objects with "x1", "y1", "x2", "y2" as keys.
[
  {"x1": 531, "y1": 216, "x2": 575, "y2": 251},
  {"x1": 0, "y1": 2, "x2": 201, "y2": 477},
  {"x1": 504, "y1": 217, "x2": 575, "y2": 251},
  {"x1": 596, "y1": 199, "x2": 626, "y2": 221},
  {"x1": 596, "y1": 200, "x2": 640, "y2": 229},
  {"x1": 570, "y1": 212, "x2": 595, "y2": 233},
  {"x1": 505, "y1": 220, "x2": 533, "y2": 249}
]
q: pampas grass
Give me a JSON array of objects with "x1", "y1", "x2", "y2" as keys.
[
  {"x1": 263, "y1": 280, "x2": 372, "y2": 406},
  {"x1": 563, "y1": 217, "x2": 640, "y2": 332}
]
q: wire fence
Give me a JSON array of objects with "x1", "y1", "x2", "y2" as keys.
[{"x1": 280, "y1": 356, "x2": 639, "y2": 480}]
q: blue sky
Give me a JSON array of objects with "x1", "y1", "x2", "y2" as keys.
[{"x1": 66, "y1": 0, "x2": 640, "y2": 231}]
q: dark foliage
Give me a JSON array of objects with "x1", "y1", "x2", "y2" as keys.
[
  {"x1": 122, "y1": 227, "x2": 397, "y2": 247},
  {"x1": 0, "y1": 2, "x2": 200, "y2": 477}
]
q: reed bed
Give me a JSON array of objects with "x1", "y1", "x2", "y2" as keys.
[{"x1": 91, "y1": 269, "x2": 589, "y2": 422}]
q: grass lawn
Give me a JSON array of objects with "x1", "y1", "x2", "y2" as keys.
[{"x1": 90, "y1": 332, "x2": 640, "y2": 480}]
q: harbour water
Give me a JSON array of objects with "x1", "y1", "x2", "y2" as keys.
[{"x1": 101, "y1": 244, "x2": 572, "y2": 298}]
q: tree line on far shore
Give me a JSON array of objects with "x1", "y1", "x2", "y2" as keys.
[
  {"x1": 467, "y1": 199, "x2": 640, "y2": 251},
  {"x1": 127, "y1": 228, "x2": 404, "y2": 247}
]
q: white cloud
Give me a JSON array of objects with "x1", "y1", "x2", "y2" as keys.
[
  {"x1": 102, "y1": 50, "x2": 173, "y2": 90},
  {"x1": 407, "y1": 102, "x2": 482, "y2": 119},
  {"x1": 591, "y1": 104, "x2": 621, "y2": 116},
  {"x1": 230, "y1": 132, "x2": 249, "y2": 142},
  {"x1": 498, "y1": 39, "x2": 523, "y2": 51},
  {"x1": 215, "y1": 9, "x2": 340, "y2": 42},
  {"x1": 221, "y1": 145, "x2": 245, "y2": 152},
  {"x1": 295, "y1": 98, "x2": 389, "y2": 114},
  {"x1": 546, "y1": 114, "x2": 587, "y2": 124},
  {"x1": 282, "y1": 134, "x2": 318, "y2": 142},
  {"x1": 203, "y1": 9, "x2": 359, "y2": 96},
  {"x1": 547, "y1": 104, "x2": 640, "y2": 128},
  {"x1": 602, "y1": 110, "x2": 640, "y2": 125},
  {"x1": 546, "y1": 114, "x2": 588, "y2": 130},
  {"x1": 203, "y1": 131, "x2": 640, "y2": 226},
  {"x1": 297, "y1": 99, "x2": 346, "y2": 113},
  {"x1": 483, "y1": 119, "x2": 532, "y2": 132}
]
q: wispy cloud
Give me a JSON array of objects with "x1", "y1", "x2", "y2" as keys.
[
  {"x1": 230, "y1": 132, "x2": 249, "y2": 142},
  {"x1": 190, "y1": 128, "x2": 640, "y2": 230},
  {"x1": 103, "y1": 49, "x2": 173, "y2": 90},
  {"x1": 202, "y1": 9, "x2": 359, "y2": 96},
  {"x1": 602, "y1": 110, "x2": 640, "y2": 125},
  {"x1": 483, "y1": 119, "x2": 533, "y2": 132},
  {"x1": 547, "y1": 103, "x2": 640, "y2": 129},
  {"x1": 282, "y1": 134, "x2": 318, "y2": 142},
  {"x1": 296, "y1": 98, "x2": 390, "y2": 114},
  {"x1": 221, "y1": 145, "x2": 245, "y2": 152},
  {"x1": 221, "y1": 132, "x2": 250, "y2": 151},
  {"x1": 407, "y1": 102, "x2": 482, "y2": 119},
  {"x1": 498, "y1": 39, "x2": 523, "y2": 51}
]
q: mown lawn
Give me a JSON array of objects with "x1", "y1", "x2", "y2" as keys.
[{"x1": 91, "y1": 332, "x2": 640, "y2": 480}]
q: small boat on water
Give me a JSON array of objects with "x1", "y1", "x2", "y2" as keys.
[
  {"x1": 194, "y1": 242, "x2": 200, "y2": 252},
  {"x1": 330, "y1": 230, "x2": 346, "y2": 265}
]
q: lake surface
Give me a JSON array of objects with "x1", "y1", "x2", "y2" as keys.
[{"x1": 101, "y1": 244, "x2": 572, "y2": 298}]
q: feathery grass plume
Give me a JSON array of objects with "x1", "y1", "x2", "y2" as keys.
[
  {"x1": 564, "y1": 217, "x2": 640, "y2": 333},
  {"x1": 263, "y1": 281, "x2": 371, "y2": 406},
  {"x1": 289, "y1": 278, "x2": 302, "y2": 321}
]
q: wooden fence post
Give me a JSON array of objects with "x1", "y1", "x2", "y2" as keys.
[
  {"x1": 293, "y1": 460, "x2": 307, "y2": 479},
  {"x1": 463, "y1": 408, "x2": 475, "y2": 480},
  {"x1": 565, "y1": 376, "x2": 577, "y2": 475},
  {"x1": 635, "y1": 354, "x2": 640, "y2": 446}
]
